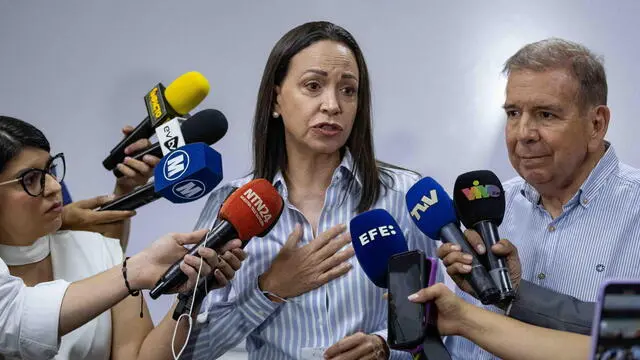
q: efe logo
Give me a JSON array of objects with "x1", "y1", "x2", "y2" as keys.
[
  {"x1": 163, "y1": 150, "x2": 190, "y2": 181},
  {"x1": 359, "y1": 225, "x2": 397, "y2": 246}
]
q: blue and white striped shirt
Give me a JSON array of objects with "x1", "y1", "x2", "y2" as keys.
[
  {"x1": 446, "y1": 144, "x2": 640, "y2": 359},
  {"x1": 181, "y1": 150, "x2": 440, "y2": 360}
]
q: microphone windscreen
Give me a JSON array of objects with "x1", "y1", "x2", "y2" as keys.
[
  {"x1": 453, "y1": 170, "x2": 505, "y2": 228},
  {"x1": 154, "y1": 142, "x2": 223, "y2": 203},
  {"x1": 164, "y1": 71, "x2": 210, "y2": 115},
  {"x1": 350, "y1": 209, "x2": 409, "y2": 288},
  {"x1": 405, "y1": 177, "x2": 458, "y2": 240},
  {"x1": 219, "y1": 179, "x2": 284, "y2": 241},
  {"x1": 182, "y1": 109, "x2": 228, "y2": 145}
]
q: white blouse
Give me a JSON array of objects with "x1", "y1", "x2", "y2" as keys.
[{"x1": 1, "y1": 231, "x2": 123, "y2": 360}]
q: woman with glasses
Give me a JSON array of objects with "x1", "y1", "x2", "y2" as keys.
[{"x1": 0, "y1": 116, "x2": 246, "y2": 360}]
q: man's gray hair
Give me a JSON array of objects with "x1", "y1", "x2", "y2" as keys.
[{"x1": 503, "y1": 38, "x2": 607, "y2": 109}]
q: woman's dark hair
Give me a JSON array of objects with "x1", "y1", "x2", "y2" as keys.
[
  {"x1": 252, "y1": 21, "x2": 396, "y2": 213},
  {"x1": 0, "y1": 116, "x2": 50, "y2": 174}
]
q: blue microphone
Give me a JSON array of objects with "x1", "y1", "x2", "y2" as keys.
[
  {"x1": 350, "y1": 209, "x2": 409, "y2": 288},
  {"x1": 406, "y1": 177, "x2": 500, "y2": 305},
  {"x1": 98, "y1": 142, "x2": 222, "y2": 211}
]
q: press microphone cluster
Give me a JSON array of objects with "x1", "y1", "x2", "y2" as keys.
[
  {"x1": 406, "y1": 177, "x2": 502, "y2": 305},
  {"x1": 98, "y1": 141, "x2": 223, "y2": 211},
  {"x1": 103, "y1": 71, "x2": 210, "y2": 170},
  {"x1": 113, "y1": 108, "x2": 228, "y2": 177},
  {"x1": 150, "y1": 178, "x2": 285, "y2": 299}
]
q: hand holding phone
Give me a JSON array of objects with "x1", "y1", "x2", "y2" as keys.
[
  {"x1": 590, "y1": 279, "x2": 640, "y2": 360},
  {"x1": 387, "y1": 250, "x2": 451, "y2": 359}
]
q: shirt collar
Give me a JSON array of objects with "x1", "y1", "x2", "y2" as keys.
[
  {"x1": 520, "y1": 142, "x2": 619, "y2": 208},
  {"x1": 272, "y1": 148, "x2": 362, "y2": 199}
]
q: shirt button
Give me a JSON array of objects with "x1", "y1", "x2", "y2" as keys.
[
  {"x1": 548, "y1": 225, "x2": 556, "y2": 232},
  {"x1": 537, "y1": 273, "x2": 546, "y2": 280},
  {"x1": 582, "y1": 198, "x2": 589, "y2": 205}
]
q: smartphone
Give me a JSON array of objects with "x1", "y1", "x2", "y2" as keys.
[
  {"x1": 590, "y1": 279, "x2": 640, "y2": 360},
  {"x1": 387, "y1": 250, "x2": 437, "y2": 350}
]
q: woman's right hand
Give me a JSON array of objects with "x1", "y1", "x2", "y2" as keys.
[
  {"x1": 258, "y1": 224, "x2": 355, "y2": 301},
  {"x1": 407, "y1": 283, "x2": 473, "y2": 337}
]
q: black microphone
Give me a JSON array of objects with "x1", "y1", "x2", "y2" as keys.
[
  {"x1": 454, "y1": 170, "x2": 515, "y2": 302},
  {"x1": 102, "y1": 72, "x2": 210, "y2": 170},
  {"x1": 113, "y1": 109, "x2": 228, "y2": 177},
  {"x1": 100, "y1": 183, "x2": 159, "y2": 211}
]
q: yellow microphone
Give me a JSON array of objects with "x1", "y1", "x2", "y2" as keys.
[{"x1": 102, "y1": 71, "x2": 210, "y2": 170}]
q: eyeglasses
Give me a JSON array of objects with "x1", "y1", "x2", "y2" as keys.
[{"x1": 0, "y1": 153, "x2": 66, "y2": 197}]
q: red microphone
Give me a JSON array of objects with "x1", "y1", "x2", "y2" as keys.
[{"x1": 150, "y1": 179, "x2": 284, "y2": 298}]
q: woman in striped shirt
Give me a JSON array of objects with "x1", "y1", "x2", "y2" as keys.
[{"x1": 183, "y1": 21, "x2": 438, "y2": 360}]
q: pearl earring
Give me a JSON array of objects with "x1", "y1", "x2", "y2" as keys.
[{"x1": 272, "y1": 111, "x2": 280, "y2": 118}]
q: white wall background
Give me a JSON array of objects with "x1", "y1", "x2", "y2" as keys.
[{"x1": 2, "y1": 1, "x2": 640, "y2": 358}]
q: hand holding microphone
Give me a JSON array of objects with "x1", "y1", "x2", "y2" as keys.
[
  {"x1": 453, "y1": 170, "x2": 515, "y2": 302},
  {"x1": 150, "y1": 179, "x2": 285, "y2": 299},
  {"x1": 61, "y1": 194, "x2": 136, "y2": 233},
  {"x1": 102, "y1": 71, "x2": 210, "y2": 170},
  {"x1": 438, "y1": 233, "x2": 523, "y2": 303},
  {"x1": 406, "y1": 177, "x2": 501, "y2": 305},
  {"x1": 127, "y1": 229, "x2": 228, "y2": 293},
  {"x1": 112, "y1": 125, "x2": 161, "y2": 196},
  {"x1": 112, "y1": 108, "x2": 228, "y2": 178},
  {"x1": 98, "y1": 140, "x2": 224, "y2": 211}
]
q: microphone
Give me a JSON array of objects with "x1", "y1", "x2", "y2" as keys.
[
  {"x1": 406, "y1": 177, "x2": 501, "y2": 305},
  {"x1": 102, "y1": 71, "x2": 210, "y2": 170},
  {"x1": 349, "y1": 208, "x2": 409, "y2": 288},
  {"x1": 149, "y1": 178, "x2": 284, "y2": 299},
  {"x1": 98, "y1": 142, "x2": 223, "y2": 211},
  {"x1": 453, "y1": 170, "x2": 515, "y2": 302},
  {"x1": 113, "y1": 109, "x2": 228, "y2": 177},
  {"x1": 350, "y1": 209, "x2": 452, "y2": 360},
  {"x1": 172, "y1": 187, "x2": 239, "y2": 320}
]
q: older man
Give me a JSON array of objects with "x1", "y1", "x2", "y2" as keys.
[{"x1": 443, "y1": 38, "x2": 640, "y2": 359}]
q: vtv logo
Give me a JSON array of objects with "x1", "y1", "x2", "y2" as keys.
[
  {"x1": 172, "y1": 179, "x2": 206, "y2": 200},
  {"x1": 163, "y1": 150, "x2": 190, "y2": 181},
  {"x1": 461, "y1": 180, "x2": 501, "y2": 201},
  {"x1": 409, "y1": 190, "x2": 438, "y2": 221},
  {"x1": 241, "y1": 188, "x2": 272, "y2": 226},
  {"x1": 359, "y1": 225, "x2": 397, "y2": 246}
]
